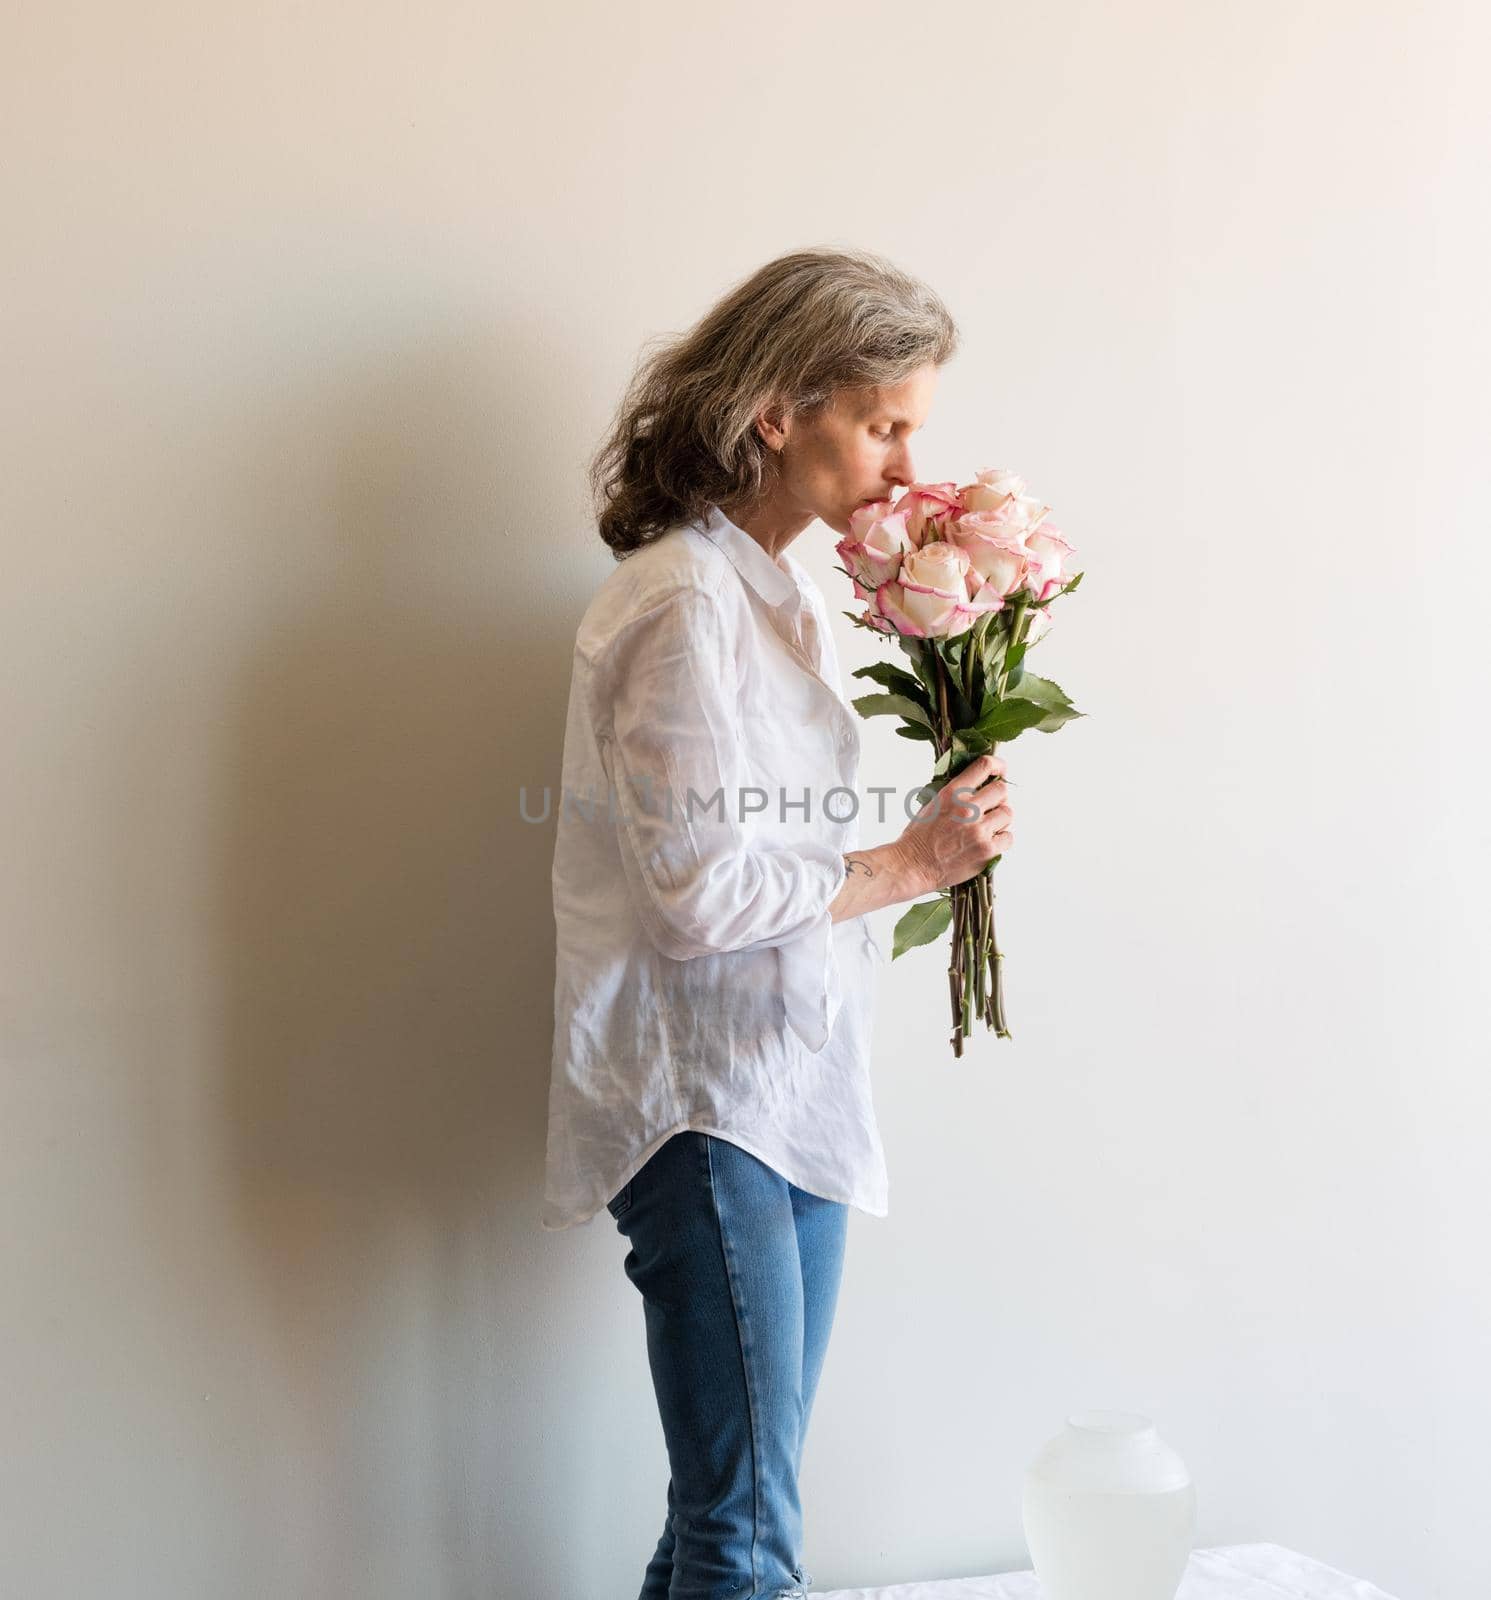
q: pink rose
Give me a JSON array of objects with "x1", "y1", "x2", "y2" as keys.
[
  {"x1": 847, "y1": 498, "x2": 897, "y2": 541},
  {"x1": 946, "y1": 509, "x2": 1032, "y2": 598},
  {"x1": 837, "y1": 505, "x2": 913, "y2": 598},
  {"x1": 962, "y1": 472, "x2": 1054, "y2": 547},
  {"x1": 872, "y1": 540, "x2": 1005, "y2": 639},
  {"x1": 894, "y1": 482, "x2": 963, "y2": 547},
  {"x1": 1021, "y1": 520, "x2": 1077, "y2": 601}
]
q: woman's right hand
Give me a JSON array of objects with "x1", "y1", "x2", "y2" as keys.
[{"x1": 896, "y1": 751, "x2": 1014, "y2": 892}]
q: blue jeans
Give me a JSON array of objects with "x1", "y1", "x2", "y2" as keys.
[{"x1": 605, "y1": 1130, "x2": 850, "y2": 1600}]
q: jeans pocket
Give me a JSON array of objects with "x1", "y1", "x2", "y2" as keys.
[{"x1": 604, "y1": 1180, "x2": 633, "y2": 1220}]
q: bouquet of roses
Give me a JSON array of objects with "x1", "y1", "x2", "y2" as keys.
[{"x1": 834, "y1": 468, "x2": 1084, "y2": 1057}]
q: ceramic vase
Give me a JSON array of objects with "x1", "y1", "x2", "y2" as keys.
[{"x1": 1021, "y1": 1410, "x2": 1196, "y2": 1600}]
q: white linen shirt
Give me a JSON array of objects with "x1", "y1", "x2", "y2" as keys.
[{"x1": 540, "y1": 503, "x2": 889, "y2": 1230}]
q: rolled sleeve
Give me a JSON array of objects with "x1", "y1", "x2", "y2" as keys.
[{"x1": 589, "y1": 585, "x2": 848, "y2": 1052}]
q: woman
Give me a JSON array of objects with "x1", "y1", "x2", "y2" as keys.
[{"x1": 542, "y1": 247, "x2": 1015, "y2": 1600}]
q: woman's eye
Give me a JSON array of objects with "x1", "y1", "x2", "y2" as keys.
[{"x1": 871, "y1": 427, "x2": 891, "y2": 440}]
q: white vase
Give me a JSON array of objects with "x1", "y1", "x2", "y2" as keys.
[{"x1": 1021, "y1": 1410, "x2": 1196, "y2": 1600}]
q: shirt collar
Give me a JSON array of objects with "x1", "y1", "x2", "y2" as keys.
[{"x1": 693, "y1": 504, "x2": 800, "y2": 609}]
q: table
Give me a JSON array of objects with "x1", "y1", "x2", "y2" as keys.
[{"x1": 817, "y1": 1542, "x2": 1400, "y2": 1599}]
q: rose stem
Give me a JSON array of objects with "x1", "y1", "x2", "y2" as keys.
[
  {"x1": 983, "y1": 602, "x2": 1031, "y2": 1040},
  {"x1": 933, "y1": 649, "x2": 966, "y2": 1056},
  {"x1": 972, "y1": 870, "x2": 988, "y2": 1020},
  {"x1": 948, "y1": 881, "x2": 965, "y2": 1057}
]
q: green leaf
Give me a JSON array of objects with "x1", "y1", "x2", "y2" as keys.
[
  {"x1": 891, "y1": 897, "x2": 954, "y2": 960},
  {"x1": 898, "y1": 637, "x2": 940, "y2": 704},
  {"x1": 1014, "y1": 672, "x2": 1075, "y2": 709},
  {"x1": 851, "y1": 691, "x2": 935, "y2": 730},
  {"x1": 970, "y1": 610, "x2": 1001, "y2": 659},
  {"x1": 963, "y1": 695, "x2": 1053, "y2": 743},
  {"x1": 894, "y1": 723, "x2": 937, "y2": 741},
  {"x1": 850, "y1": 661, "x2": 933, "y2": 710},
  {"x1": 1007, "y1": 672, "x2": 1085, "y2": 732},
  {"x1": 966, "y1": 612, "x2": 1002, "y2": 698},
  {"x1": 926, "y1": 645, "x2": 975, "y2": 728},
  {"x1": 946, "y1": 678, "x2": 977, "y2": 729}
]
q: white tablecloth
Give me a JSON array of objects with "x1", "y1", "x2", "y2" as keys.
[{"x1": 817, "y1": 1542, "x2": 1399, "y2": 1600}]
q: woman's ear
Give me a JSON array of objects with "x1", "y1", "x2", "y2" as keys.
[{"x1": 754, "y1": 398, "x2": 789, "y2": 454}]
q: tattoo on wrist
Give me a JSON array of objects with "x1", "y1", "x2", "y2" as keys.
[{"x1": 844, "y1": 854, "x2": 874, "y2": 879}]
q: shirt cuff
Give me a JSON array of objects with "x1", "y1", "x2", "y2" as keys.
[{"x1": 777, "y1": 846, "x2": 849, "y2": 1054}]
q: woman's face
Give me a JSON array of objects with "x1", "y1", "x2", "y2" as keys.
[{"x1": 776, "y1": 361, "x2": 939, "y2": 537}]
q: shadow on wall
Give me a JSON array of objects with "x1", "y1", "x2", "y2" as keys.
[{"x1": 119, "y1": 309, "x2": 609, "y2": 1588}]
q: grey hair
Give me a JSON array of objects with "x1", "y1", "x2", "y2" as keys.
[{"x1": 590, "y1": 246, "x2": 959, "y2": 557}]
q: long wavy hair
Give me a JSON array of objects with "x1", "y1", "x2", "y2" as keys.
[{"x1": 590, "y1": 246, "x2": 959, "y2": 557}]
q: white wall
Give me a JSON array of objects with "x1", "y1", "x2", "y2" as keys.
[{"x1": 3, "y1": 3, "x2": 1486, "y2": 1597}]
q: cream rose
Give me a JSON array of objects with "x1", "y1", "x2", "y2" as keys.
[
  {"x1": 959, "y1": 467, "x2": 1027, "y2": 516},
  {"x1": 873, "y1": 539, "x2": 1004, "y2": 639},
  {"x1": 1021, "y1": 606, "x2": 1054, "y2": 648},
  {"x1": 946, "y1": 509, "x2": 1032, "y2": 597}
]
